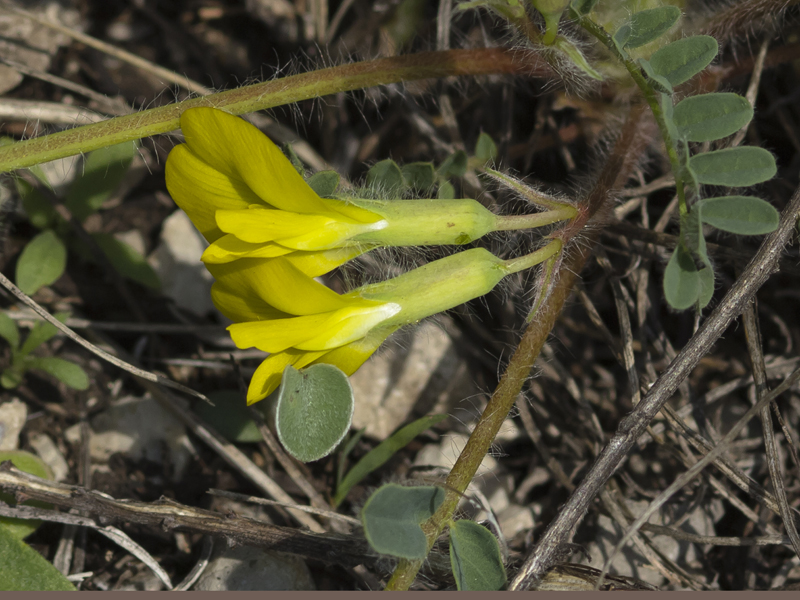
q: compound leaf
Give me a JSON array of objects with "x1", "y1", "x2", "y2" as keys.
[
  {"x1": 614, "y1": 6, "x2": 681, "y2": 50},
  {"x1": 698, "y1": 195, "x2": 780, "y2": 235},
  {"x1": 649, "y1": 35, "x2": 718, "y2": 86},
  {"x1": 449, "y1": 519, "x2": 507, "y2": 591},
  {"x1": 367, "y1": 159, "x2": 404, "y2": 194},
  {"x1": 306, "y1": 170, "x2": 340, "y2": 197},
  {"x1": 570, "y1": 0, "x2": 599, "y2": 16},
  {"x1": 401, "y1": 162, "x2": 436, "y2": 191},
  {"x1": 689, "y1": 147, "x2": 777, "y2": 187},
  {"x1": 276, "y1": 364, "x2": 354, "y2": 462},
  {"x1": 673, "y1": 93, "x2": 753, "y2": 142},
  {"x1": 664, "y1": 244, "x2": 700, "y2": 310},
  {"x1": 361, "y1": 484, "x2": 445, "y2": 559},
  {"x1": 438, "y1": 150, "x2": 468, "y2": 178},
  {"x1": 475, "y1": 132, "x2": 498, "y2": 163}
]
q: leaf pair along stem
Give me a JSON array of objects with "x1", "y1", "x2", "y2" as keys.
[
  {"x1": 0, "y1": 48, "x2": 552, "y2": 174},
  {"x1": 385, "y1": 104, "x2": 652, "y2": 591}
]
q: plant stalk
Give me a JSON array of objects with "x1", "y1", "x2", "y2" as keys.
[{"x1": 0, "y1": 49, "x2": 551, "y2": 174}]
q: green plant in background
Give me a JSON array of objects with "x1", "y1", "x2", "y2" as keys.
[
  {"x1": 0, "y1": 451, "x2": 75, "y2": 591},
  {"x1": 13, "y1": 140, "x2": 159, "y2": 295},
  {"x1": 0, "y1": 311, "x2": 88, "y2": 390}
]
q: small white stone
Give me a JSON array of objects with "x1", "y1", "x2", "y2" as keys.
[
  {"x1": 86, "y1": 395, "x2": 196, "y2": 482},
  {"x1": 149, "y1": 210, "x2": 215, "y2": 317},
  {"x1": 193, "y1": 545, "x2": 315, "y2": 590},
  {"x1": 0, "y1": 398, "x2": 27, "y2": 451},
  {"x1": 28, "y1": 432, "x2": 69, "y2": 482}
]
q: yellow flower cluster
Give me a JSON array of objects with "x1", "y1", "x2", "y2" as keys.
[{"x1": 166, "y1": 107, "x2": 568, "y2": 404}]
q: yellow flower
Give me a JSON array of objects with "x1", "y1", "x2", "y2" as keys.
[
  {"x1": 166, "y1": 107, "x2": 562, "y2": 276},
  {"x1": 213, "y1": 243, "x2": 560, "y2": 404}
]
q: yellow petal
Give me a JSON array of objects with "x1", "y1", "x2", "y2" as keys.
[
  {"x1": 282, "y1": 247, "x2": 367, "y2": 277},
  {"x1": 228, "y1": 303, "x2": 398, "y2": 353},
  {"x1": 165, "y1": 144, "x2": 262, "y2": 241},
  {"x1": 294, "y1": 304, "x2": 400, "y2": 351},
  {"x1": 207, "y1": 257, "x2": 377, "y2": 316},
  {"x1": 228, "y1": 311, "x2": 339, "y2": 353},
  {"x1": 215, "y1": 208, "x2": 338, "y2": 244},
  {"x1": 179, "y1": 108, "x2": 332, "y2": 215},
  {"x1": 210, "y1": 279, "x2": 290, "y2": 323},
  {"x1": 308, "y1": 326, "x2": 398, "y2": 375},
  {"x1": 202, "y1": 235, "x2": 292, "y2": 264},
  {"x1": 246, "y1": 348, "x2": 326, "y2": 405},
  {"x1": 322, "y1": 198, "x2": 385, "y2": 224}
]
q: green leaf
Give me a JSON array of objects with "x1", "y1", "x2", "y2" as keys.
[
  {"x1": 64, "y1": 141, "x2": 137, "y2": 222},
  {"x1": 282, "y1": 142, "x2": 305, "y2": 174},
  {"x1": 367, "y1": 159, "x2": 405, "y2": 194},
  {"x1": 0, "y1": 525, "x2": 75, "y2": 590},
  {"x1": 401, "y1": 162, "x2": 436, "y2": 191},
  {"x1": 0, "y1": 369, "x2": 23, "y2": 389},
  {"x1": 16, "y1": 180, "x2": 58, "y2": 230},
  {"x1": 18, "y1": 312, "x2": 68, "y2": 357},
  {"x1": 449, "y1": 519, "x2": 507, "y2": 591},
  {"x1": 698, "y1": 195, "x2": 780, "y2": 235},
  {"x1": 25, "y1": 357, "x2": 89, "y2": 390},
  {"x1": 661, "y1": 92, "x2": 679, "y2": 147},
  {"x1": 682, "y1": 209, "x2": 709, "y2": 268},
  {"x1": 638, "y1": 58, "x2": 672, "y2": 94},
  {"x1": 91, "y1": 233, "x2": 160, "y2": 290},
  {"x1": 673, "y1": 93, "x2": 753, "y2": 142},
  {"x1": 333, "y1": 414, "x2": 447, "y2": 507},
  {"x1": 649, "y1": 35, "x2": 718, "y2": 87},
  {"x1": 275, "y1": 364, "x2": 354, "y2": 462},
  {"x1": 553, "y1": 35, "x2": 603, "y2": 80},
  {"x1": 361, "y1": 484, "x2": 445, "y2": 559},
  {"x1": 475, "y1": 132, "x2": 498, "y2": 163},
  {"x1": 437, "y1": 180, "x2": 456, "y2": 199},
  {"x1": 438, "y1": 150, "x2": 468, "y2": 178},
  {"x1": 306, "y1": 170, "x2": 340, "y2": 197},
  {"x1": 663, "y1": 244, "x2": 700, "y2": 310},
  {"x1": 689, "y1": 147, "x2": 777, "y2": 187},
  {"x1": 0, "y1": 313, "x2": 19, "y2": 350},
  {"x1": 697, "y1": 266, "x2": 715, "y2": 309},
  {"x1": 0, "y1": 450, "x2": 53, "y2": 541},
  {"x1": 15, "y1": 230, "x2": 67, "y2": 295},
  {"x1": 614, "y1": 6, "x2": 681, "y2": 50},
  {"x1": 570, "y1": 0, "x2": 598, "y2": 16},
  {"x1": 336, "y1": 427, "x2": 366, "y2": 488},
  {"x1": 195, "y1": 390, "x2": 262, "y2": 443}
]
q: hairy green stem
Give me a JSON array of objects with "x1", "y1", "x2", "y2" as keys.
[
  {"x1": 503, "y1": 239, "x2": 562, "y2": 273},
  {"x1": 0, "y1": 48, "x2": 550, "y2": 174},
  {"x1": 385, "y1": 104, "x2": 649, "y2": 591},
  {"x1": 494, "y1": 208, "x2": 576, "y2": 231},
  {"x1": 575, "y1": 13, "x2": 687, "y2": 216}
]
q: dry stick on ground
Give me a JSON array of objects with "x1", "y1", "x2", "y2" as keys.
[
  {"x1": 0, "y1": 464, "x2": 379, "y2": 571},
  {"x1": 742, "y1": 301, "x2": 800, "y2": 556},
  {"x1": 510, "y1": 184, "x2": 800, "y2": 589}
]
